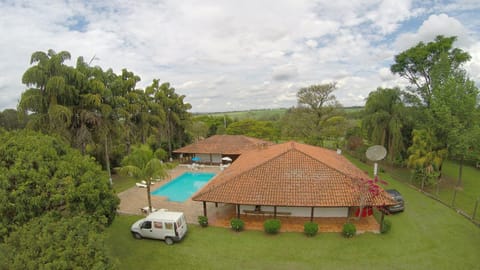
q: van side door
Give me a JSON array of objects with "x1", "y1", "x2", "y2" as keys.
[
  {"x1": 164, "y1": 222, "x2": 175, "y2": 237},
  {"x1": 153, "y1": 221, "x2": 166, "y2": 239},
  {"x1": 140, "y1": 221, "x2": 158, "y2": 239}
]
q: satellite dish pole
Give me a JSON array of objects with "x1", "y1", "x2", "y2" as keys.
[{"x1": 365, "y1": 145, "x2": 387, "y2": 179}]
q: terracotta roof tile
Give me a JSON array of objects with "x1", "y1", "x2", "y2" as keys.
[
  {"x1": 173, "y1": 135, "x2": 273, "y2": 155},
  {"x1": 193, "y1": 141, "x2": 395, "y2": 207}
]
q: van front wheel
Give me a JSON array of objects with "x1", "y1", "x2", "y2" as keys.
[
  {"x1": 165, "y1": 237, "x2": 174, "y2": 245},
  {"x1": 132, "y1": 232, "x2": 142, "y2": 239}
]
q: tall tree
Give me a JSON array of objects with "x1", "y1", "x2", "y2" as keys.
[
  {"x1": 391, "y1": 35, "x2": 471, "y2": 108},
  {"x1": 19, "y1": 49, "x2": 82, "y2": 139},
  {"x1": 391, "y1": 36, "x2": 479, "y2": 177},
  {"x1": 362, "y1": 87, "x2": 410, "y2": 161},
  {"x1": 148, "y1": 80, "x2": 192, "y2": 157},
  {"x1": 282, "y1": 83, "x2": 343, "y2": 146},
  {"x1": 116, "y1": 144, "x2": 168, "y2": 212}
]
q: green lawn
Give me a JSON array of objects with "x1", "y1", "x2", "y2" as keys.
[
  {"x1": 106, "y1": 167, "x2": 480, "y2": 269},
  {"x1": 348, "y1": 155, "x2": 480, "y2": 223},
  {"x1": 437, "y1": 161, "x2": 480, "y2": 220},
  {"x1": 111, "y1": 174, "x2": 137, "y2": 193}
]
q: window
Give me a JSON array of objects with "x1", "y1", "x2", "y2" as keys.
[
  {"x1": 176, "y1": 217, "x2": 184, "y2": 228},
  {"x1": 165, "y1": 222, "x2": 173, "y2": 230},
  {"x1": 154, "y1": 221, "x2": 163, "y2": 229},
  {"x1": 141, "y1": 221, "x2": 152, "y2": 229}
]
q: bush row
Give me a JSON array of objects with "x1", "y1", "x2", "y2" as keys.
[{"x1": 199, "y1": 216, "x2": 390, "y2": 238}]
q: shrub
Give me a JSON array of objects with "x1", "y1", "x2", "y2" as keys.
[
  {"x1": 381, "y1": 219, "x2": 392, "y2": 234},
  {"x1": 264, "y1": 219, "x2": 281, "y2": 234},
  {"x1": 342, "y1": 223, "x2": 356, "y2": 238},
  {"x1": 230, "y1": 218, "x2": 245, "y2": 232},
  {"x1": 304, "y1": 222, "x2": 319, "y2": 237},
  {"x1": 197, "y1": 216, "x2": 208, "y2": 227}
]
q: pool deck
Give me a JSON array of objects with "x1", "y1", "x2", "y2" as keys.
[
  {"x1": 117, "y1": 165, "x2": 380, "y2": 233},
  {"x1": 117, "y1": 165, "x2": 231, "y2": 224}
]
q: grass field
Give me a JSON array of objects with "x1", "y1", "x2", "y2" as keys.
[
  {"x1": 201, "y1": 107, "x2": 364, "y2": 121},
  {"x1": 435, "y1": 161, "x2": 480, "y2": 220},
  {"x1": 111, "y1": 174, "x2": 136, "y2": 193},
  {"x1": 203, "y1": 108, "x2": 287, "y2": 121},
  {"x1": 106, "y1": 161, "x2": 480, "y2": 270}
]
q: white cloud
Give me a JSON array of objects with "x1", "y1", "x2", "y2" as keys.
[
  {"x1": 271, "y1": 64, "x2": 299, "y2": 81},
  {"x1": 366, "y1": 0, "x2": 414, "y2": 35},
  {"x1": 394, "y1": 14, "x2": 470, "y2": 50},
  {"x1": 0, "y1": 1, "x2": 479, "y2": 112}
]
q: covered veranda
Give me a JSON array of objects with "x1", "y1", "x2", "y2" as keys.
[{"x1": 204, "y1": 203, "x2": 381, "y2": 233}]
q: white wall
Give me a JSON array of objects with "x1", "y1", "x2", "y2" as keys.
[{"x1": 239, "y1": 205, "x2": 348, "y2": 217}]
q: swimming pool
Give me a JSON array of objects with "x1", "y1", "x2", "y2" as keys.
[{"x1": 151, "y1": 172, "x2": 216, "y2": 202}]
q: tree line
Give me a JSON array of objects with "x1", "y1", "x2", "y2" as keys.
[
  {"x1": 15, "y1": 49, "x2": 192, "y2": 171},
  {"x1": 188, "y1": 36, "x2": 480, "y2": 187},
  {"x1": 0, "y1": 36, "x2": 478, "y2": 185}
]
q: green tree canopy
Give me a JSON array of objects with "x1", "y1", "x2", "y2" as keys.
[
  {"x1": 391, "y1": 35, "x2": 471, "y2": 108},
  {"x1": 391, "y1": 36, "x2": 479, "y2": 176},
  {"x1": 0, "y1": 213, "x2": 116, "y2": 270},
  {"x1": 0, "y1": 109, "x2": 26, "y2": 130},
  {"x1": 0, "y1": 130, "x2": 119, "y2": 237},
  {"x1": 18, "y1": 49, "x2": 193, "y2": 171},
  {"x1": 226, "y1": 119, "x2": 278, "y2": 141},
  {"x1": 362, "y1": 87, "x2": 411, "y2": 162},
  {"x1": 282, "y1": 83, "x2": 343, "y2": 146}
]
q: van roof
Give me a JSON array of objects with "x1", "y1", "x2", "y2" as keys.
[{"x1": 147, "y1": 210, "x2": 184, "y2": 220}]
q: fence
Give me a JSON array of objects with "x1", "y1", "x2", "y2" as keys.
[{"x1": 385, "y1": 165, "x2": 480, "y2": 226}]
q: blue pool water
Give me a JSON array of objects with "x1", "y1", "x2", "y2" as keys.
[{"x1": 151, "y1": 172, "x2": 216, "y2": 202}]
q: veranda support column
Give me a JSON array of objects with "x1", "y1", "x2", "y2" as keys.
[
  {"x1": 380, "y1": 210, "x2": 385, "y2": 232},
  {"x1": 203, "y1": 201, "x2": 207, "y2": 217},
  {"x1": 237, "y1": 204, "x2": 240, "y2": 218},
  {"x1": 310, "y1": 207, "x2": 314, "y2": 222},
  {"x1": 274, "y1": 206, "x2": 277, "y2": 218}
]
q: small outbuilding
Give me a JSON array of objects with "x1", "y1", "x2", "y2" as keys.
[{"x1": 173, "y1": 135, "x2": 273, "y2": 164}]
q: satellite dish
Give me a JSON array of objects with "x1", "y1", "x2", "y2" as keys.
[{"x1": 366, "y1": 145, "x2": 387, "y2": 161}]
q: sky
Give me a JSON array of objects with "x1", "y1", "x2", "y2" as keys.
[{"x1": 1, "y1": 0, "x2": 479, "y2": 113}]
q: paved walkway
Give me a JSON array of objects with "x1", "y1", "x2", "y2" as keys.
[
  {"x1": 117, "y1": 165, "x2": 229, "y2": 224},
  {"x1": 117, "y1": 165, "x2": 380, "y2": 233}
]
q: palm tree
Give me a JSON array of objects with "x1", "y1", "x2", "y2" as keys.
[
  {"x1": 407, "y1": 129, "x2": 447, "y2": 189},
  {"x1": 116, "y1": 144, "x2": 168, "y2": 212},
  {"x1": 150, "y1": 81, "x2": 192, "y2": 157},
  {"x1": 19, "y1": 49, "x2": 80, "y2": 139}
]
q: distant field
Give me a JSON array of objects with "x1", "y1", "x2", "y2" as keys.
[
  {"x1": 198, "y1": 108, "x2": 287, "y2": 121},
  {"x1": 196, "y1": 107, "x2": 363, "y2": 121}
]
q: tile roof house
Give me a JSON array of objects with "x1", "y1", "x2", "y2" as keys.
[
  {"x1": 173, "y1": 135, "x2": 274, "y2": 164},
  {"x1": 193, "y1": 141, "x2": 395, "y2": 220}
]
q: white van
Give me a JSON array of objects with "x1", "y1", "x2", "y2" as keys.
[{"x1": 130, "y1": 209, "x2": 188, "y2": 245}]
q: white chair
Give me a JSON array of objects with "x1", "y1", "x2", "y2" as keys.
[
  {"x1": 141, "y1": 180, "x2": 154, "y2": 185},
  {"x1": 140, "y1": 206, "x2": 157, "y2": 214},
  {"x1": 136, "y1": 182, "x2": 147, "y2": 188}
]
